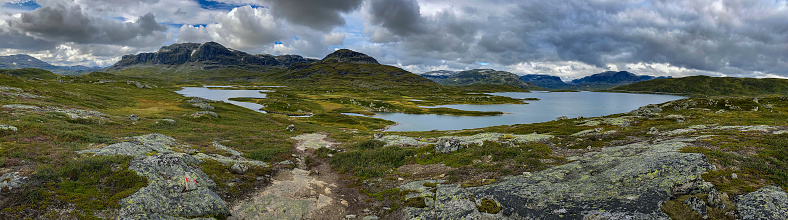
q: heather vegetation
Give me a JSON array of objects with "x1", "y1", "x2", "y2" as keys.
[{"x1": 3, "y1": 46, "x2": 788, "y2": 219}]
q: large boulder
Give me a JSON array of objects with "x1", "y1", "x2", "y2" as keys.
[
  {"x1": 78, "y1": 133, "x2": 232, "y2": 219},
  {"x1": 119, "y1": 154, "x2": 230, "y2": 218},
  {"x1": 736, "y1": 185, "x2": 788, "y2": 220},
  {"x1": 402, "y1": 138, "x2": 716, "y2": 219},
  {"x1": 78, "y1": 133, "x2": 179, "y2": 157}
]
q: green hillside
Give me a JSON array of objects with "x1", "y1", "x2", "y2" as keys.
[{"x1": 610, "y1": 75, "x2": 788, "y2": 96}]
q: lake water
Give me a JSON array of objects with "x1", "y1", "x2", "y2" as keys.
[
  {"x1": 373, "y1": 91, "x2": 685, "y2": 131},
  {"x1": 175, "y1": 87, "x2": 271, "y2": 113}
]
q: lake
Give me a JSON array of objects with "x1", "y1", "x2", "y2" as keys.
[
  {"x1": 175, "y1": 87, "x2": 271, "y2": 113},
  {"x1": 372, "y1": 91, "x2": 685, "y2": 131},
  {"x1": 174, "y1": 88, "x2": 685, "y2": 132}
]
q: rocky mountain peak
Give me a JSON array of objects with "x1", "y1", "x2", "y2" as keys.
[{"x1": 322, "y1": 49, "x2": 379, "y2": 65}]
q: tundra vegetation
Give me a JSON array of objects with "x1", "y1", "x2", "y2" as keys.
[{"x1": 2, "y1": 63, "x2": 788, "y2": 219}]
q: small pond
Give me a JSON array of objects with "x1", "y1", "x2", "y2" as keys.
[{"x1": 175, "y1": 87, "x2": 271, "y2": 113}]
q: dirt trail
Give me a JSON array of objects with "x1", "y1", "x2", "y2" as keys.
[{"x1": 230, "y1": 133, "x2": 379, "y2": 220}]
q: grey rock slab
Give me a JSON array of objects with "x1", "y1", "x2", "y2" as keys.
[
  {"x1": 736, "y1": 185, "x2": 788, "y2": 220},
  {"x1": 404, "y1": 138, "x2": 716, "y2": 219},
  {"x1": 78, "y1": 133, "x2": 179, "y2": 157},
  {"x1": 119, "y1": 153, "x2": 229, "y2": 218},
  {"x1": 213, "y1": 141, "x2": 242, "y2": 157},
  {"x1": 0, "y1": 172, "x2": 27, "y2": 192}
]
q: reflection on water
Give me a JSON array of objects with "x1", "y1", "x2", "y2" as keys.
[
  {"x1": 175, "y1": 87, "x2": 270, "y2": 113},
  {"x1": 371, "y1": 91, "x2": 685, "y2": 131}
]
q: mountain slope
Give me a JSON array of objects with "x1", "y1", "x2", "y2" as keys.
[
  {"x1": 610, "y1": 75, "x2": 788, "y2": 96},
  {"x1": 520, "y1": 74, "x2": 571, "y2": 89},
  {"x1": 0, "y1": 54, "x2": 100, "y2": 75},
  {"x1": 270, "y1": 49, "x2": 439, "y2": 90},
  {"x1": 420, "y1": 69, "x2": 542, "y2": 90},
  {"x1": 109, "y1": 42, "x2": 318, "y2": 70}
]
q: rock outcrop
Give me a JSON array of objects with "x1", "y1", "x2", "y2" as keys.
[
  {"x1": 401, "y1": 137, "x2": 717, "y2": 219},
  {"x1": 736, "y1": 185, "x2": 788, "y2": 220},
  {"x1": 375, "y1": 132, "x2": 553, "y2": 148},
  {"x1": 78, "y1": 133, "x2": 237, "y2": 219}
]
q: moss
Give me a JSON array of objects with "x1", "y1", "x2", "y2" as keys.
[
  {"x1": 461, "y1": 179, "x2": 496, "y2": 188},
  {"x1": 404, "y1": 197, "x2": 427, "y2": 208},
  {"x1": 477, "y1": 198, "x2": 501, "y2": 214},
  {"x1": 422, "y1": 182, "x2": 438, "y2": 188}
]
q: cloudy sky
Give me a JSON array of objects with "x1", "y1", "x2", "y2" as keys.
[{"x1": 1, "y1": 0, "x2": 787, "y2": 80}]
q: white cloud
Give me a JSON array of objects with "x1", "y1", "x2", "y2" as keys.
[{"x1": 322, "y1": 32, "x2": 345, "y2": 45}]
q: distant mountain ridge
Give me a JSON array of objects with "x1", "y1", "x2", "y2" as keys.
[
  {"x1": 420, "y1": 69, "x2": 542, "y2": 90},
  {"x1": 520, "y1": 71, "x2": 671, "y2": 90},
  {"x1": 109, "y1": 42, "x2": 318, "y2": 70},
  {"x1": 610, "y1": 75, "x2": 788, "y2": 96},
  {"x1": 0, "y1": 54, "x2": 100, "y2": 75},
  {"x1": 519, "y1": 74, "x2": 571, "y2": 90}
]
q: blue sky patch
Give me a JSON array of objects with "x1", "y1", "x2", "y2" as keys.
[
  {"x1": 2, "y1": 0, "x2": 40, "y2": 11},
  {"x1": 196, "y1": 0, "x2": 265, "y2": 10}
]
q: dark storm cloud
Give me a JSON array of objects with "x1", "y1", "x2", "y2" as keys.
[
  {"x1": 8, "y1": 4, "x2": 168, "y2": 46},
  {"x1": 0, "y1": 31, "x2": 58, "y2": 51},
  {"x1": 367, "y1": 0, "x2": 788, "y2": 77},
  {"x1": 267, "y1": 0, "x2": 363, "y2": 31},
  {"x1": 368, "y1": 0, "x2": 424, "y2": 36}
]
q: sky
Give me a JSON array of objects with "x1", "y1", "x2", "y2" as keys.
[{"x1": 1, "y1": 0, "x2": 787, "y2": 80}]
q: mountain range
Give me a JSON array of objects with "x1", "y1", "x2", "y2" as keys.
[
  {"x1": 109, "y1": 42, "x2": 318, "y2": 70},
  {"x1": 3, "y1": 42, "x2": 668, "y2": 91},
  {"x1": 0, "y1": 54, "x2": 101, "y2": 75},
  {"x1": 518, "y1": 71, "x2": 671, "y2": 90}
]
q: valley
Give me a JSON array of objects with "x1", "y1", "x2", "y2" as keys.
[{"x1": 1, "y1": 44, "x2": 788, "y2": 220}]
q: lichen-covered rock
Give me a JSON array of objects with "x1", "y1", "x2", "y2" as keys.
[
  {"x1": 0, "y1": 124, "x2": 17, "y2": 132},
  {"x1": 230, "y1": 163, "x2": 248, "y2": 174},
  {"x1": 736, "y1": 185, "x2": 788, "y2": 220},
  {"x1": 648, "y1": 127, "x2": 659, "y2": 135},
  {"x1": 158, "y1": 119, "x2": 177, "y2": 126},
  {"x1": 629, "y1": 104, "x2": 662, "y2": 117},
  {"x1": 707, "y1": 188, "x2": 721, "y2": 207},
  {"x1": 188, "y1": 97, "x2": 212, "y2": 103},
  {"x1": 213, "y1": 141, "x2": 241, "y2": 157},
  {"x1": 191, "y1": 102, "x2": 215, "y2": 110},
  {"x1": 120, "y1": 153, "x2": 229, "y2": 218},
  {"x1": 3, "y1": 104, "x2": 105, "y2": 119},
  {"x1": 0, "y1": 86, "x2": 44, "y2": 99},
  {"x1": 683, "y1": 196, "x2": 708, "y2": 219},
  {"x1": 75, "y1": 133, "x2": 246, "y2": 218},
  {"x1": 578, "y1": 116, "x2": 640, "y2": 127},
  {"x1": 78, "y1": 133, "x2": 179, "y2": 157},
  {"x1": 193, "y1": 153, "x2": 268, "y2": 167},
  {"x1": 402, "y1": 138, "x2": 716, "y2": 219},
  {"x1": 377, "y1": 132, "x2": 553, "y2": 148},
  {"x1": 375, "y1": 135, "x2": 430, "y2": 146},
  {"x1": 435, "y1": 138, "x2": 461, "y2": 153},
  {"x1": 190, "y1": 111, "x2": 218, "y2": 118},
  {"x1": 0, "y1": 172, "x2": 27, "y2": 192}
]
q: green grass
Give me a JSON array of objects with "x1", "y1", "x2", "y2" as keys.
[
  {"x1": 1, "y1": 155, "x2": 147, "y2": 219},
  {"x1": 331, "y1": 143, "x2": 415, "y2": 179}
]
